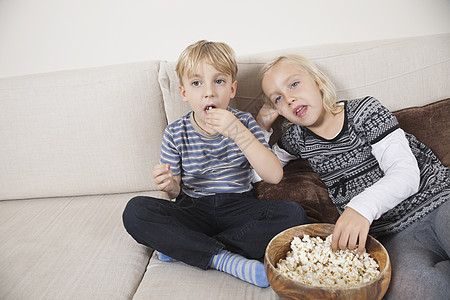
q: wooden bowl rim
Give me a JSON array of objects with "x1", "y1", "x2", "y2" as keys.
[{"x1": 265, "y1": 223, "x2": 391, "y2": 291}]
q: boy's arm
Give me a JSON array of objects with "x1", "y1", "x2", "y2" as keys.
[
  {"x1": 206, "y1": 109, "x2": 283, "y2": 184},
  {"x1": 153, "y1": 163, "x2": 181, "y2": 199}
]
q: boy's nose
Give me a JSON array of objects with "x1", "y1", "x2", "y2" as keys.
[{"x1": 204, "y1": 84, "x2": 215, "y2": 97}]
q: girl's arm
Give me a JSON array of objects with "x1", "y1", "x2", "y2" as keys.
[
  {"x1": 346, "y1": 128, "x2": 420, "y2": 222},
  {"x1": 256, "y1": 103, "x2": 298, "y2": 167},
  {"x1": 333, "y1": 128, "x2": 420, "y2": 253},
  {"x1": 256, "y1": 103, "x2": 279, "y2": 131},
  {"x1": 251, "y1": 105, "x2": 298, "y2": 182}
]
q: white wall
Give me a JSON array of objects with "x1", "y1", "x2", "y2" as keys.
[{"x1": 0, "y1": 0, "x2": 449, "y2": 79}]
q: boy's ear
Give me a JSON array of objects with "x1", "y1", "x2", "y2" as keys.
[
  {"x1": 230, "y1": 80, "x2": 238, "y2": 99},
  {"x1": 179, "y1": 85, "x2": 189, "y2": 103}
]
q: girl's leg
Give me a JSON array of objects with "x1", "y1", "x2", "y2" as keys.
[
  {"x1": 122, "y1": 195, "x2": 223, "y2": 269},
  {"x1": 379, "y1": 200, "x2": 450, "y2": 300}
]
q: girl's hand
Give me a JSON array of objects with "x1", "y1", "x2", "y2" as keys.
[
  {"x1": 256, "y1": 103, "x2": 279, "y2": 131},
  {"x1": 153, "y1": 163, "x2": 176, "y2": 193},
  {"x1": 332, "y1": 207, "x2": 370, "y2": 255}
]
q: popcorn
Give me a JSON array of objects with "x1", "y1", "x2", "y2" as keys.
[{"x1": 276, "y1": 235, "x2": 380, "y2": 288}]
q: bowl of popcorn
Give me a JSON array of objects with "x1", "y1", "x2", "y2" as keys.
[{"x1": 265, "y1": 223, "x2": 391, "y2": 300}]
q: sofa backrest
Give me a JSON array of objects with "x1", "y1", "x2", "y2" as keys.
[
  {"x1": 160, "y1": 33, "x2": 449, "y2": 145},
  {"x1": 1, "y1": 34, "x2": 449, "y2": 201},
  {"x1": 0, "y1": 61, "x2": 166, "y2": 200},
  {"x1": 161, "y1": 34, "x2": 450, "y2": 122}
]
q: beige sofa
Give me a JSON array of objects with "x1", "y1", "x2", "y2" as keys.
[{"x1": 1, "y1": 34, "x2": 449, "y2": 300}]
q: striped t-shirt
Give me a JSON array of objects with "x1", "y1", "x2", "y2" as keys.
[{"x1": 160, "y1": 107, "x2": 270, "y2": 198}]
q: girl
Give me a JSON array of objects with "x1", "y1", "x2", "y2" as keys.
[{"x1": 257, "y1": 54, "x2": 450, "y2": 299}]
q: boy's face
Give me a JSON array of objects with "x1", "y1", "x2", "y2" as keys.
[{"x1": 179, "y1": 59, "x2": 237, "y2": 131}]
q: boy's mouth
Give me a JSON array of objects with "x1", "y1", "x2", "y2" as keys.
[{"x1": 205, "y1": 105, "x2": 216, "y2": 112}]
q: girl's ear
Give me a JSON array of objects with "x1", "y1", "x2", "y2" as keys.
[{"x1": 315, "y1": 78, "x2": 325, "y2": 97}]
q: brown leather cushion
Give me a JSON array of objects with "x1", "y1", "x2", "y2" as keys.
[
  {"x1": 394, "y1": 98, "x2": 449, "y2": 167},
  {"x1": 254, "y1": 99, "x2": 450, "y2": 223}
]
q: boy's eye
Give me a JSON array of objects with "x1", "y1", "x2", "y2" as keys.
[
  {"x1": 215, "y1": 79, "x2": 225, "y2": 84},
  {"x1": 192, "y1": 80, "x2": 201, "y2": 87}
]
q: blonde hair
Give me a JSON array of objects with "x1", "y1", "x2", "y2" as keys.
[
  {"x1": 176, "y1": 40, "x2": 238, "y2": 85},
  {"x1": 260, "y1": 54, "x2": 341, "y2": 114}
]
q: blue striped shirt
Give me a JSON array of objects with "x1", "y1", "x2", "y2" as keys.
[{"x1": 160, "y1": 107, "x2": 269, "y2": 198}]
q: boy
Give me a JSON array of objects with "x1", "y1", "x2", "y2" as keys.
[{"x1": 122, "y1": 40, "x2": 306, "y2": 287}]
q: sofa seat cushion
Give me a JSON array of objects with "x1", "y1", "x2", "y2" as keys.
[
  {"x1": 254, "y1": 98, "x2": 450, "y2": 224},
  {"x1": 0, "y1": 192, "x2": 159, "y2": 300},
  {"x1": 133, "y1": 252, "x2": 280, "y2": 300}
]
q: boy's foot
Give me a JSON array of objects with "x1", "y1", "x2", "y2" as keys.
[
  {"x1": 157, "y1": 252, "x2": 177, "y2": 262},
  {"x1": 210, "y1": 250, "x2": 269, "y2": 288}
]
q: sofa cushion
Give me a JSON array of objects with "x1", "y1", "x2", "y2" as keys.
[
  {"x1": 158, "y1": 61, "x2": 191, "y2": 125},
  {"x1": 394, "y1": 98, "x2": 449, "y2": 167},
  {"x1": 0, "y1": 192, "x2": 159, "y2": 299},
  {"x1": 253, "y1": 159, "x2": 339, "y2": 224},
  {"x1": 0, "y1": 61, "x2": 167, "y2": 200},
  {"x1": 133, "y1": 252, "x2": 279, "y2": 300},
  {"x1": 254, "y1": 98, "x2": 450, "y2": 224},
  {"x1": 232, "y1": 34, "x2": 450, "y2": 116},
  {"x1": 160, "y1": 34, "x2": 450, "y2": 146}
]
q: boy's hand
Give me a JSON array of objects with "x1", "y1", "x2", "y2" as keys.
[
  {"x1": 332, "y1": 207, "x2": 370, "y2": 255},
  {"x1": 206, "y1": 107, "x2": 283, "y2": 184},
  {"x1": 256, "y1": 103, "x2": 279, "y2": 131},
  {"x1": 153, "y1": 164, "x2": 176, "y2": 193},
  {"x1": 205, "y1": 108, "x2": 243, "y2": 139}
]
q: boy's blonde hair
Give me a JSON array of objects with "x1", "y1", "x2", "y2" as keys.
[
  {"x1": 176, "y1": 40, "x2": 238, "y2": 85},
  {"x1": 260, "y1": 54, "x2": 341, "y2": 114}
]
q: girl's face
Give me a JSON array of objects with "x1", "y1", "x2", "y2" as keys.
[{"x1": 262, "y1": 60, "x2": 328, "y2": 130}]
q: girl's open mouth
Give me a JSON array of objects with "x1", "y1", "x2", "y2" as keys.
[{"x1": 294, "y1": 105, "x2": 307, "y2": 117}]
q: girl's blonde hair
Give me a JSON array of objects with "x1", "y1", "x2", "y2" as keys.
[
  {"x1": 176, "y1": 40, "x2": 238, "y2": 85},
  {"x1": 260, "y1": 54, "x2": 341, "y2": 114}
]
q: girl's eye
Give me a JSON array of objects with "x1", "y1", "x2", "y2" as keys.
[
  {"x1": 291, "y1": 81, "x2": 299, "y2": 88},
  {"x1": 192, "y1": 81, "x2": 201, "y2": 87},
  {"x1": 274, "y1": 96, "x2": 281, "y2": 104}
]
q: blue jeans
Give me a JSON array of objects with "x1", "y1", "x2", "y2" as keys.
[
  {"x1": 379, "y1": 200, "x2": 450, "y2": 300},
  {"x1": 122, "y1": 191, "x2": 307, "y2": 270}
]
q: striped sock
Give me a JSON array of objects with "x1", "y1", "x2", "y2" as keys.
[
  {"x1": 210, "y1": 250, "x2": 269, "y2": 288},
  {"x1": 157, "y1": 252, "x2": 177, "y2": 262}
]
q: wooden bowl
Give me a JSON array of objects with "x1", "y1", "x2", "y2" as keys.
[{"x1": 265, "y1": 224, "x2": 391, "y2": 300}]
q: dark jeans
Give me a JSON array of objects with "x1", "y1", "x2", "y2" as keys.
[{"x1": 122, "y1": 191, "x2": 307, "y2": 270}]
